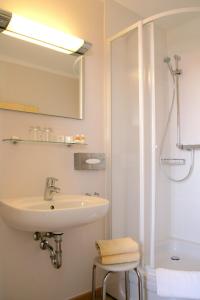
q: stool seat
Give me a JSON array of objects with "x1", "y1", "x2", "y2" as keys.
[
  {"x1": 92, "y1": 257, "x2": 142, "y2": 300},
  {"x1": 94, "y1": 256, "x2": 140, "y2": 272}
]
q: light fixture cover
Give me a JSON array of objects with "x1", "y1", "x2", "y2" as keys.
[{"x1": 0, "y1": 9, "x2": 91, "y2": 55}]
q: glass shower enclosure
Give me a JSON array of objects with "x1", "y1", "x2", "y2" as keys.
[{"x1": 107, "y1": 7, "x2": 200, "y2": 300}]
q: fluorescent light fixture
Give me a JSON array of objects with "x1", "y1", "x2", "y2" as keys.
[{"x1": 0, "y1": 9, "x2": 91, "y2": 55}]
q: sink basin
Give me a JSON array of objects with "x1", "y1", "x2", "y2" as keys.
[{"x1": 0, "y1": 195, "x2": 109, "y2": 232}]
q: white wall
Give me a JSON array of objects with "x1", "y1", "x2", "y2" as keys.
[
  {"x1": 0, "y1": 1, "x2": 105, "y2": 299},
  {"x1": 114, "y1": 0, "x2": 200, "y2": 19},
  {"x1": 105, "y1": 0, "x2": 140, "y2": 38}
]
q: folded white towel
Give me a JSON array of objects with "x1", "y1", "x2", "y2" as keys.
[{"x1": 156, "y1": 268, "x2": 200, "y2": 299}]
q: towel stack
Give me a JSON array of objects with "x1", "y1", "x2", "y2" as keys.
[{"x1": 95, "y1": 237, "x2": 140, "y2": 265}]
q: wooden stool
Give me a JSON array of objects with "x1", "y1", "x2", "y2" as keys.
[{"x1": 92, "y1": 257, "x2": 142, "y2": 300}]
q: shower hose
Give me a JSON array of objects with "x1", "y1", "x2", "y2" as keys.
[{"x1": 159, "y1": 76, "x2": 195, "y2": 182}]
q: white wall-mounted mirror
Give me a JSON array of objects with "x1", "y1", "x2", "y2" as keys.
[{"x1": 0, "y1": 34, "x2": 84, "y2": 119}]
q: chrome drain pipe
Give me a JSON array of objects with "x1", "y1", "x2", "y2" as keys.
[
  {"x1": 52, "y1": 234, "x2": 62, "y2": 269},
  {"x1": 33, "y1": 232, "x2": 63, "y2": 269}
]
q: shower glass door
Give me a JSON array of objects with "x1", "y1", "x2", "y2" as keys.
[{"x1": 111, "y1": 26, "x2": 140, "y2": 242}]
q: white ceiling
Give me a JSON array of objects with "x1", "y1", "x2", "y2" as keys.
[{"x1": 114, "y1": 0, "x2": 200, "y2": 18}]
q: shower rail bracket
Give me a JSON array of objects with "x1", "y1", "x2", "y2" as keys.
[{"x1": 177, "y1": 144, "x2": 200, "y2": 151}]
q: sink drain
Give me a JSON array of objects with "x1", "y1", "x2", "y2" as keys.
[
  {"x1": 50, "y1": 205, "x2": 55, "y2": 210},
  {"x1": 171, "y1": 255, "x2": 180, "y2": 261}
]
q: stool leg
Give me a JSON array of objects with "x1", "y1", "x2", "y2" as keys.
[
  {"x1": 102, "y1": 271, "x2": 112, "y2": 300},
  {"x1": 134, "y1": 268, "x2": 143, "y2": 300},
  {"x1": 125, "y1": 271, "x2": 130, "y2": 300},
  {"x1": 92, "y1": 264, "x2": 96, "y2": 300}
]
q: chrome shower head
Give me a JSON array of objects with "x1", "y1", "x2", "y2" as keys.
[
  {"x1": 164, "y1": 57, "x2": 171, "y2": 63},
  {"x1": 163, "y1": 56, "x2": 175, "y2": 81}
]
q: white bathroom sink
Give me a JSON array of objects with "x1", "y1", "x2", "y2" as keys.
[{"x1": 0, "y1": 195, "x2": 109, "y2": 232}]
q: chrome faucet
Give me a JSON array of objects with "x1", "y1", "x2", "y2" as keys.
[{"x1": 44, "y1": 177, "x2": 60, "y2": 201}]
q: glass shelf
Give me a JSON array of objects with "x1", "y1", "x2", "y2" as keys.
[{"x1": 2, "y1": 138, "x2": 87, "y2": 147}]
